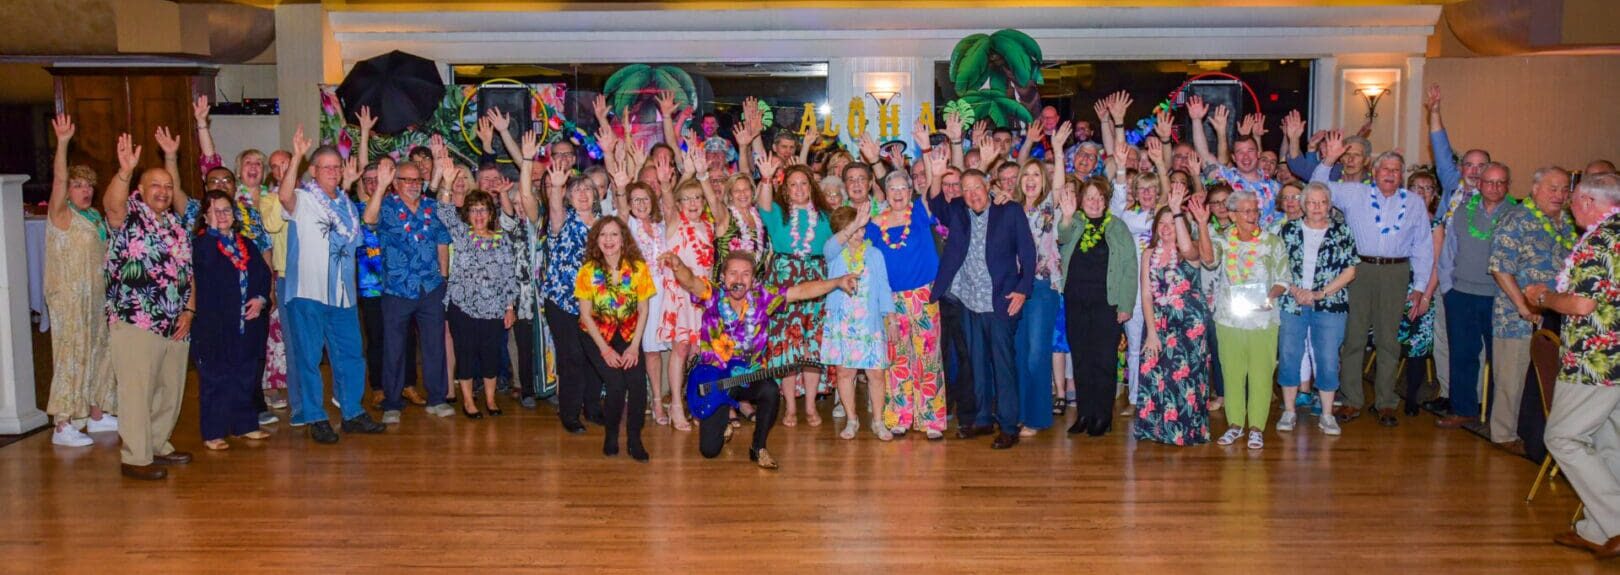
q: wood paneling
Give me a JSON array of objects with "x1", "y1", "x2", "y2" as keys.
[
  {"x1": 51, "y1": 69, "x2": 213, "y2": 201},
  {"x1": 0, "y1": 379, "x2": 1599, "y2": 572}
]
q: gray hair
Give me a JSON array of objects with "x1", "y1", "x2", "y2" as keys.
[
  {"x1": 1304, "y1": 181, "x2": 1333, "y2": 203},
  {"x1": 1576, "y1": 173, "x2": 1620, "y2": 205},
  {"x1": 1531, "y1": 166, "x2": 1569, "y2": 187},
  {"x1": 1077, "y1": 141, "x2": 1103, "y2": 153},
  {"x1": 1373, "y1": 150, "x2": 1406, "y2": 171},
  {"x1": 1481, "y1": 161, "x2": 1511, "y2": 180},
  {"x1": 882, "y1": 169, "x2": 913, "y2": 191},
  {"x1": 1344, "y1": 136, "x2": 1372, "y2": 155},
  {"x1": 1227, "y1": 189, "x2": 1259, "y2": 212}
]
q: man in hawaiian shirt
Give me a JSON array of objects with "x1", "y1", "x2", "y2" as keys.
[{"x1": 662, "y1": 251, "x2": 855, "y2": 470}]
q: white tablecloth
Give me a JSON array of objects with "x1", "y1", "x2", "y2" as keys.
[{"x1": 25, "y1": 217, "x2": 48, "y2": 332}]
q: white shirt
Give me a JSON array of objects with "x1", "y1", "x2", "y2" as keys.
[
  {"x1": 1301, "y1": 225, "x2": 1327, "y2": 290},
  {"x1": 284, "y1": 181, "x2": 362, "y2": 308}
]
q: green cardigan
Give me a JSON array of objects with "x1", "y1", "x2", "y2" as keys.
[{"x1": 1056, "y1": 215, "x2": 1138, "y2": 312}]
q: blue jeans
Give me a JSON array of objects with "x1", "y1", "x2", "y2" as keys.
[
  {"x1": 1015, "y1": 281, "x2": 1058, "y2": 429},
  {"x1": 381, "y1": 284, "x2": 448, "y2": 410},
  {"x1": 1279, "y1": 307, "x2": 1347, "y2": 392},
  {"x1": 961, "y1": 307, "x2": 1019, "y2": 431},
  {"x1": 284, "y1": 298, "x2": 367, "y2": 425},
  {"x1": 1445, "y1": 290, "x2": 1495, "y2": 418}
]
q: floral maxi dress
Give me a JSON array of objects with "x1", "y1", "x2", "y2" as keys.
[
  {"x1": 43, "y1": 213, "x2": 115, "y2": 420},
  {"x1": 1135, "y1": 257, "x2": 1211, "y2": 446}
]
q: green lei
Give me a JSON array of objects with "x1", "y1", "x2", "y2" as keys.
[
  {"x1": 1463, "y1": 194, "x2": 1517, "y2": 241},
  {"x1": 1078, "y1": 212, "x2": 1111, "y2": 253},
  {"x1": 73, "y1": 205, "x2": 108, "y2": 242},
  {"x1": 1524, "y1": 202, "x2": 1575, "y2": 251}
]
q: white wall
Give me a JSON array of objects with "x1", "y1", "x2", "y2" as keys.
[
  {"x1": 214, "y1": 64, "x2": 279, "y2": 101},
  {"x1": 210, "y1": 115, "x2": 281, "y2": 167}
]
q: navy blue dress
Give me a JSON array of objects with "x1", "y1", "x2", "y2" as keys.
[{"x1": 191, "y1": 231, "x2": 272, "y2": 441}]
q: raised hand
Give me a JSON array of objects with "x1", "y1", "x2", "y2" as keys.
[
  {"x1": 192, "y1": 95, "x2": 211, "y2": 126},
  {"x1": 926, "y1": 146, "x2": 948, "y2": 176},
  {"x1": 52, "y1": 113, "x2": 75, "y2": 143},
  {"x1": 1145, "y1": 137, "x2": 1165, "y2": 167},
  {"x1": 520, "y1": 130, "x2": 540, "y2": 163},
  {"x1": 1237, "y1": 114, "x2": 1255, "y2": 137},
  {"x1": 546, "y1": 162, "x2": 570, "y2": 190},
  {"x1": 1058, "y1": 184, "x2": 1077, "y2": 216},
  {"x1": 911, "y1": 118, "x2": 930, "y2": 148},
  {"x1": 592, "y1": 93, "x2": 610, "y2": 121},
  {"x1": 1154, "y1": 108, "x2": 1173, "y2": 140},
  {"x1": 1168, "y1": 182, "x2": 1187, "y2": 213},
  {"x1": 428, "y1": 133, "x2": 447, "y2": 156},
  {"x1": 342, "y1": 155, "x2": 361, "y2": 190},
  {"x1": 1186, "y1": 95, "x2": 1209, "y2": 120},
  {"x1": 1318, "y1": 130, "x2": 1346, "y2": 163},
  {"x1": 1248, "y1": 113, "x2": 1268, "y2": 140},
  {"x1": 116, "y1": 133, "x2": 141, "y2": 174},
  {"x1": 756, "y1": 153, "x2": 781, "y2": 182},
  {"x1": 486, "y1": 107, "x2": 512, "y2": 133},
  {"x1": 358, "y1": 105, "x2": 378, "y2": 134},
  {"x1": 656, "y1": 90, "x2": 680, "y2": 118},
  {"x1": 154, "y1": 126, "x2": 181, "y2": 157},
  {"x1": 1093, "y1": 99, "x2": 1110, "y2": 125},
  {"x1": 1187, "y1": 194, "x2": 1210, "y2": 225},
  {"x1": 943, "y1": 110, "x2": 964, "y2": 143},
  {"x1": 971, "y1": 119, "x2": 990, "y2": 144},
  {"x1": 733, "y1": 121, "x2": 755, "y2": 148},
  {"x1": 376, "y1": 155, "x2": 395, "y2": 192},
  {"x1": 1210, "y1": 105, "x2": 1230, "y2": 132},
  {"x1": 858, "y1": 133, "x2": 880, "y2": 164},
  {"x1": 1282, "y1": 110, "x2": 1305, "y2": 140},
  {"x1": 1110, "y1": 91, "x2": 1133, "y2": 124},
  {"x1": 806, "y1": 120, "x2": 822, "y2": 147},
  {"x1": 291, "y1": 125, "x2": 312, "y2": 169},
  {"x1": 1052, "y1": 120, "x2": 1072, "y2": 152},
  {"x1": 1424, "y1": 84, "x2": 1442, "y2": 114},
  {"x1": 475, "y1": 116, "x2": 495, "y2": 149}
]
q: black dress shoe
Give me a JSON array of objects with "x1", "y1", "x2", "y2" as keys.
[
  {"x1": 1422, "y1": 397, "x2": 1451, "y2": 414},
  {"x1": 121, "y1": 463, "x2": 167, "y2": 480},
  {"x1": 463, "y1": 408, "x2": 484, "y2": 420},
  {"x1": 603, "y1": 440, "x2": 619, "y2": 457},
  {"x1": 1068, "y1": 416, "x2": 1092, "y2": 435},
  {"x1": 1086, "y1": 419, "x2": 1112, "y2": 437},
  {"x1": 1403, "y1": 403, "x2": 1420, "y2": 417},
  {"x1": 629, "y1": 443, "x2": 649, "y2": 462},
  {"x1": 342, "y1": 413, "x2": 386, "y2": 434},
  {"x1": 562, "y1": 422, "x2": 586, "y2": 434},
  {"x1": 486, "y1": 407, "x2": 503, "y2": 417},
  {"x1": 991, "y1": 432, "x2": 1020, "y2": 450},
  {"x1": 308, "y1": 421, "x2": 340, "y2": 444},
  {"x1": 1377, "y1": 408, "x2": 1399, "y2": 427},
  {"x1": 152, "y1": 451, "x2": 193, "y2": 465}
]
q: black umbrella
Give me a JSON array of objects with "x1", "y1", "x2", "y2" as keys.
[{"x1": 335, "y1": 50, "x2": 445, "y2": 135}]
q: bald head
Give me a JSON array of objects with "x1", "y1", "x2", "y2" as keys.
[{"x1": 1585, "y1": 159, "x2": 1616, "y2": 177}]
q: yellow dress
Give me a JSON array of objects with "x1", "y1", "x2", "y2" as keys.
[{"x1": 43, "y1": 212, "x2": 115, "y2": 421}]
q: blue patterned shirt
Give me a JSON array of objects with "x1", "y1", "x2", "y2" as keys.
[
  {"x1": 1488, "y1": 205, "x2": 1574, "y2": 339},
  {"x1": 543, "y1": 209, "x2": 591, "y2": 316},
  {"x1": 354, "y1": 200, "x2": 384, "y2": 299},
  {"x1": 374, "y1": 194, "x2": 451, "y2": 299},
  {"x1": 1207, "y1": 165, "x2": 1282, "y2": 229}
]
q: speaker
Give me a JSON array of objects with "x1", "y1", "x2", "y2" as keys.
[
  {"x1": 1177, "y1": 80, "x2": 1244, "y2": 142},
  {"x1": 476, "y1": 85, "x2": 532, "y2": 160}
]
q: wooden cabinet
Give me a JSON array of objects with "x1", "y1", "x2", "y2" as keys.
[{"x1": 50, "y1": 68, "x2": 217, "y2": 204}]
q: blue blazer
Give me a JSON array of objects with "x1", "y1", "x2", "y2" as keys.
[{"x1": 928, "y1": 194, "x2": 1036, "y2": 319}]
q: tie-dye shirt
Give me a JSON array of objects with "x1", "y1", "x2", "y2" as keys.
[{"x1": 690, "y1": 282, "x2": 787, "y2": 371}]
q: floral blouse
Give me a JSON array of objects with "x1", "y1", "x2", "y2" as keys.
[
  {"x1": 1489, "y1": 206, "x2": 1574, "y2": 339},
  {"x1": 1558, "y1": 212, "x2": 1620, "y2": 388},
  {"x1": 543, "y1": 209, "x2": 590, "y2": 316},
  {"x1": 438, "y1": 207, "x2": 518, "y2": 320},
  {"x1": 501, "y1": 212, "x2": 545, "y2": 321},
  {"x1": 573, "y1": 259, "x2": 657, "y2": 342},
  {"x1": 106, "y1": 194, "x2": 194, "y2": 338},
  {"x1": 1207, "y1": 227, "x2": 1289, "y2": 330},
  {"x1": 1277, "y1": 218, "x2": 1357, "y2": 314},
  {"x1": 691, "y1": 282, "x2": 788, "y2": 371},
  {"x1": 1026, "y1": 195, "x2": 1062, "y2": 285}
]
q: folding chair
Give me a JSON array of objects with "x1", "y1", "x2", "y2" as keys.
[{"x1": 1526, "y1": 329, "x2": 1564, "y2": 502}]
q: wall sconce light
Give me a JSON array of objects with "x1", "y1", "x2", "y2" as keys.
[
  {"x1": 862, "y1": 73, "x2": 904, "y2": 107},
  {"x1": 1356, "y1": 85, "x2": 1386, "y2": 119}
]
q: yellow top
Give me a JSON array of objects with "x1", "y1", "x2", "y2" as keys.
[{"x1": 258, "y1": 190, "x2": 289, "y2": 275}]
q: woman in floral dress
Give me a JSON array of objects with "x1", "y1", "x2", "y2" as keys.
[
  {"x1": 1136, "y1": 200, "x2": 1210, "y2": 446},
  {"x1": 821, "y1": 206, "x2": 894, "y2": 440},
  {"x1": 1401, "y1": 171, "x2": 1445, "y2": 413},
  {"x1": 620, "y1": 182, "x2": 675, "y2": 425},
  {"x1": 756, "y1": 161, "x2": 834, "y2": 426},
  {"x1": 658, "y1": 175, "x2": 717, "y2": 431},
  {"x1": 712, "y1": 173, "x2": 765, "y2": 279}
]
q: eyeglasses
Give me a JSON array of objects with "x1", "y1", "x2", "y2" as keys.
[
  {"x1": 468, "y1": 206, "x2": 490, "y2": 214},
  {"x1": 678, "y1": 196, "x2": 704, "y2": 203},
  {"x1": 314, "y1": 164, "x2": 342, "y2": 172},
  {"x1": 1234, "y1": 208, "x2": 1260, "y2": 215},
  {"x1": 395, "y1": 177, "x2": 423, "y2": 185},
  {"x1": 206, "y1": 177, "x2": 235, "y2": 185},
  {"x1": 630, "y1": 196, "x2": 653, "y2": 204},
  {"x1": 1482, "y1": 179, "x2": 1509, "y2": 187}
]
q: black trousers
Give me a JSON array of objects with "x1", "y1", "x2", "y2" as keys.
[
  {"x1": 1068, "y1": 296, "x2": 1122, "y2": 429},
  {"x1": 545, "y1": 304, "x2": 602, "y2": 426},
  {"x1": 514, "y1": 318, "x2": 537, "y2": 399},
  {"x1": 360, "y1": 295, "x2": 417, "y2": 392},
  {"x1": 939, "y1": 299, "x2": 977, "y2": 426},
  {"x1": 700, "y1": 380, "x2": 780, "y2": 458},
  {"x1": 586, "y1": 335, "x2": 647, "y2": 448}
]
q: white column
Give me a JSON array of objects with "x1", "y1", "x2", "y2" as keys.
[
  {"x1": 0, "y1": 175, "x2": 47, "y2": 435},
  {"x1": 1311, "y1": 56, "x2": 1338, "y2": 134},
  {"x1": 1404, "y1": 56, "x2": 1427, "y2": 164}
]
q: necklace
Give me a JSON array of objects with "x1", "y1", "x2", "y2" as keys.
[
  {"x1": 1222, "y1": 227, "x2": 1265, "y2": 283},
  {"x1": 1369, "y1": 188, "x2": 1408, "y2": 236},
  {"x1": 843, "y1": 237, "x2": 869, "y2": 276},
  {"x1": 880, "y1": 206, "x2": 912, "y2": 249},
  {"x1": 1464, "y1": 194, "x2": 1516, "y2": 241},
  {"x1": 470, "y1": 231, "x2": 504, "y2": 250},
  {"x1": 678, "y1": 211, "x2": 716, "y2": 269},
  {"x1": 1555, "y1": 207, "x2": 1620, "y2": 292},
  {"x1": 72, "y1": 205, "x2": 107, "y2": 242},
  {"x1": 727, "y1": 206, "x2": 759, "y2": 253},
  {"x1": 397, "y1": 198, "x2": 437, "y2": 242},
  {"x1": 1525, "y1": 203, "x2": 1575, "y2": 251},
  {"x1": 788, "y1": 206, "x2": 818, "y2": 257},
  {"x1": 1078, "y1": 213, "x2": 1111, "y2": 253}
]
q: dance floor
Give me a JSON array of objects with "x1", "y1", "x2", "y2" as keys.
[{"x1": 0, "y1": 379, "x2": 1603, "y2": 573}]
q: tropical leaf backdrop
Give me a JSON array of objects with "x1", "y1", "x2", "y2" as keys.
[
  {"x1": 604, "y1": 64, "x2": 698, "y2": 118},
  {"x1": 946, "y1": 29, "x2": 1044, "y2": 127}
]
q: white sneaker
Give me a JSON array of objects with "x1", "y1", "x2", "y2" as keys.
[
  {"x1": 1247, "y1": 430, "x2": 1265, "y2": 450},
  {"x1": 268, "y1": 396, "x2": 289, "y2": 410},
  {"x1": 1318, "y1": 414, "x2": 1343, "y2": 436},
  {"x1": 381, "y1": 410, "x2": 402, "y2": 425},
  {"x1": 1276, "y1": 411, "x2": 1297, "y2": 432},
  {"x1": 428, "y1": 404, "x2": 455, "y2": 418},
  {"x1": 832, "y1": 404, "x2": 846, "y2": 419},
  {"x1": 1216, "y1": 426, "x2": 1244, "y2": 446},
  {"x1": 52, "y1": 425, "x2": 94, "y2": 447},
  {"x1": 258, "y1": 412, "x2": 280, "y2": 426},
  {"x1": 85, "y1": 415, "x2": 118, "y2": 433}
]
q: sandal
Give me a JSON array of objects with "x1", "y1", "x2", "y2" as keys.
[
  {"x1": 1052, "y1": 398, "x2": 1066, "y2": 415},
  {"x1": 241, "y1": 430, "x2": 272, "y2": 440},
  {"x1": 806, "y1": 412, "x2": 823, "y2": 427},
  {"x1": 672, "y1": 416, "x2": 692, "y2": 432},
  {"x1": 840, "y1": 419, "x2": 858, "y2": 440},
  {"x1": 1246, "y1": 430, "x2": 1265, "y2": 450},
  {"x1": 782, "y1": 412, "x2": 798, "y2": 427},
  {"x1": 203, "y1": 439, "x2": 230, "y2": 451},
  {"x1": 654, "y1": 412, "x2": 671, "y2": 426},
  {"x1": 1216, "y1": 426, "x2": 1243, "y2": 446},
  {"x1": 870, "y1": 421, "x2": 893, "y2": 441}
]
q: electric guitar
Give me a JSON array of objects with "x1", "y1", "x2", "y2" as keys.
[{"x1": 685, "y1": 359, "x2": 822, "y2": 420}]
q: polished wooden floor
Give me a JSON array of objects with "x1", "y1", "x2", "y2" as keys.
[{"x1": 1, "y1": 377, "x2": 1609, "y2": 573}]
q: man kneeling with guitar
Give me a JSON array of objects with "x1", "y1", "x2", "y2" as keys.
[{"x1": 661, "y1": 251, "x2": 857, "y2": 470}]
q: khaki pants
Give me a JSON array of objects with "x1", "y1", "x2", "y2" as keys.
[
  {"x1": 1490, "y1": 337, "x2": 1531, "y2": 443},
  {"x1": 1339, "y1": 262, "x2": 1407, "y2": 411},
  {"x1": 1546, "y1": 382, "x2": 1620, "y2": 543},
  {"x1": 110, "y1": 321, "x2": 189, "y2": 466}
]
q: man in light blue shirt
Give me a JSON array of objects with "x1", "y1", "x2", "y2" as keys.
[{"x1": 1311, "y1": 133, "x2": 1434, "y2": 426}]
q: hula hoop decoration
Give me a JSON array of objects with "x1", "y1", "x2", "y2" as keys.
[
  {"x1": 1124, "y1": 72, "x2": 1263, "y2": 148},
  {"x1": 457, "y1": 78, "x2": 602, "y2": 163}
]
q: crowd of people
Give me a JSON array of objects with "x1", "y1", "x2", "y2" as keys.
[{"x1": 37, "y1": 81, "x2": 1620, "y2": 557}]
